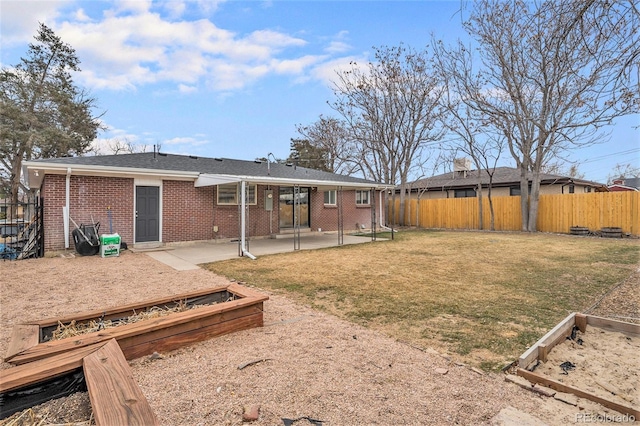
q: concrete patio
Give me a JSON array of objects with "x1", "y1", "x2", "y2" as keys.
[{"x1": 140, "y1": 233, "x2": 380, "y2": 270}]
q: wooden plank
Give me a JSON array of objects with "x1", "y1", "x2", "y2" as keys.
[
  {"x1": 122, "y1": 312, "x2": 263, "y2": 360},
  {"x1": 575, "y1": 313, "x2": 587, "y2": 333},
  {"x1": 517, "y1": 368, "x2": 640, "y2": 419},
  {"x1": 538, "y1": 343, "x2": 548, "y2": 363},
  {"x1": 0, "y1": 343, "x2": 105, "y2": 393},
  {"x1": 32, "y1": 286, "x2": 233, "y2": 328},
  {"x1": 5, "y1": 325, "x2": 40, "y2": 361},
  {"x1": 119, "y1": 304, "x2": 263, "y2": 359},
  {"x1": 84, "y1": 339, "x2": 158, "y2": 426},
  {"x1": 518, "y1": 313, "x2": 575, "y2": 369},
  {"x1": 8, "y1": 300, "x2": 265, "y2": 365},
  {"x1": 228, "y1": 282, "x2": 270, "y2": 303},
  {"x1": 586, "y1": 315, "x2": 640, "y2": 336}
]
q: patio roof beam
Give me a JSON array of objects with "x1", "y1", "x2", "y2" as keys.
[{"x1": 195, "y1": 173, "x2": 393, "y2": 190}]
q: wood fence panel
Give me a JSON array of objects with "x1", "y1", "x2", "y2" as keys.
[{"x1": 396, "y1": 192, "x2": 638, "y2": 235}]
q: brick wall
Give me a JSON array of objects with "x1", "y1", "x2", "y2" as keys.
[
  {"x1": 310, "y1": 189, "x2": 385, "y2": 232},
  {"x1": 42, "y1": 174, "x2": 134, "y2": 251},
  {"x1": 211, "y1": 185, "x2": 279, "y2": 239},
  {"x1": 41, "y1": 175, "x2": 385, "y2": 252},
  {"x1": 162, "y1": 181, "x2": 215, "y2": 242}
]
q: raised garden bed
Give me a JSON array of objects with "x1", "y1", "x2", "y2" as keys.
[
  {"x1": 516, "y1": 312, "x2": 639, "y2": 419},
  {"x1": 5, "y1": 283, "x2": 267, "y2": 365},
  {"x1": 1, "y1": 284, "x2": 268, "y2": 420}
]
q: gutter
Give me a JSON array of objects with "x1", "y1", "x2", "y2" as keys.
[
  {"x1": 64, "y1": 168, "x2": 71, "y2": 249},
  {"x1": 379, "y1": 190, "x2": 395, "y2": 232},
  {"x1": 22, "y1": 161, "x2": 200, "y2": 184},
  {"x1": 23, "y1": 161, "x2": 392, "y2": 191}
]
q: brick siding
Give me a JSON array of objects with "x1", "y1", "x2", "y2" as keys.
[
  {"x1": 41, "y1": 176, "x2": 386, "y2": 252},
  {"x1": 42, "y1": 174, "x2": 134, "y2": 251}
]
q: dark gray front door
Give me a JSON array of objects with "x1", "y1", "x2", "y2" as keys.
[{"x1": 136, "y1": 186, "x2": 159, "y2": 242}]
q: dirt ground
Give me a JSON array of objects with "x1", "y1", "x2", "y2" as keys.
[
  {"x1": 536, "y1": 327, "x2": 639, "y2": 408},
  {"x1": 1, "y1": 251, "x2": 638, "y2": 425}
]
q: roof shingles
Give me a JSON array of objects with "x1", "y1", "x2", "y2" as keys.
[
  {"x1": 30, "y1": 152, "x2": 378, "y2": 185},
  {"x1": 410, "y1": 167, "x2": 604, "y2": 190}
]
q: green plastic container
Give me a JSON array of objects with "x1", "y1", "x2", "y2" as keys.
[{"x1": 100, "y1": 233, "x2": 121, "y2": 257}]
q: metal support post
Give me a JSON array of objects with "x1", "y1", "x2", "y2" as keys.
[
  {"x1": 293, "y1": 185, "x2": 301, "y2": 250},
  {"x1": 337, "y1": 186, "x2": 344, "y2": 245}
]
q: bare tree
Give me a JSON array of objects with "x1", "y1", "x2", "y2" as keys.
[
  {"x1": 433, "y1": 44, "x2": 505, "y2": 230},
  {"x1": 437, "y1": 0, "x2": 639, "y2": 231},
  {"x1": 406, "y1": 153, "x2": 447, "y2": 228},
  {"x1": 103, "y1": 137, "x2": 150, "y2": 155},
  {"x1": 542, "y1": 162, "x2": 585, "y2": 179},
  {"x1": 607, "y1": 162, "x2": 640, "y2": 183},
  {"x1": 295, "y1": 116, "x2": 358, "y2": 175},
  {"x1": 330, "y1": 44, "x2": 446, "y2": 225}
]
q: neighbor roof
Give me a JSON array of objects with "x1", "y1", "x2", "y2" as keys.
[
  {"x1": 407, "y1": 167, "x2": 606, "y2": 191},
  {"x1": 619, "y1": 177, "x2": 640, "y2": 189},
  {"x1": 23, "y1": 152, "x2": 390, "y2": 190}
]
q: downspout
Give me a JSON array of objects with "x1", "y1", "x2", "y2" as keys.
[
  {"x1": 64, "y1": 167, "x2": 71, "y2": 249},
  {"x1": 379, "y1": 189, "x2": 395, "y2": 232},
  {"x1": 240, "y1": 180, "x2": 256, "y2": 260}
]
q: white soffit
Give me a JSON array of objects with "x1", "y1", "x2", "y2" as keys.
[
  {"x1": 194, "y1": 174, "x2": 242, "y2": 187},
  {"x1": 195, "y1": 173, "x2": 391, "y2": 190}
]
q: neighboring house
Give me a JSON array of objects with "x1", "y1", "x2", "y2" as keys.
[
  {"x1": 22, "y1": 152, "x2": 391, "y2": 253},
  {"x1": 608, "y1": 178, "x2": 640, "y2": 192},
  {"x1": 403, "y1": 166, "x2": 607, "y2": 199},
  {"x1": 0, "y1": 196, "x2": 26, "y2": 220}
]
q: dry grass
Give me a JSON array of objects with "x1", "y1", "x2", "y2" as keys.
[
  {"x1": 205, "y1": 230, "x2": 640, "y2": 371},
  {"x1": 49, "y1": 301, "x2": 192, "y2": 340}
]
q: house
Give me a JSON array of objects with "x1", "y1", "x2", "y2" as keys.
[
  {"x1": 608, "y1": 178, "x2": 640, "y2": 192},
  {"x1": 22, "y1": 152, "x2": 391, "y2": 254},
  {"x1": 403, "y1": 166, "x2": 607, "y2": 199}
]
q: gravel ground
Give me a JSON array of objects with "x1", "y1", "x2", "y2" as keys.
[
  {"x1": 1, "y1": 251, "x2": 638, "y2": 425},
  {"x1": 587, "y1": 266, "x2": 640, "y2": 324}
]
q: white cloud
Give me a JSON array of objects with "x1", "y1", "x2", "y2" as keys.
[
  {"x1": 178, "y1": 83, "x2": 197, "y2": 94},
  {"x1": 91, "y1": 124, "x2": 212, "y2": 155},
  {"x1": 163, "y1": 136, "x2": 209, "y2": 147},
  {"x1": 324, "y1": 31, "x2": 352, "y2": 54},
  {"x1": 2, "y1": 2, "x2": 344, "y2": 93},
  {"x1": 161, "y1": 1, "x2": 186, "y2": 19},
  {"x1": 90, "y1": 127, "x2": 142, "y2": 155},
  {"x1": 311, "y1": 55, "x2": 368, "y2": 86},
  {"x1": 0, "y1": 0, "x2": 64, "y2": 46},
  {"x1": 73, "y1": 8, "x2": 91, "y2": 22},
  {"x1": 246, "y1": 29, "x2": 306, "y2": 49},
  {"x1": 270, "y1": 55, "x2": 327, "y2": 75},
  {"x1": 195, "y1": 0, "x2": 228, "y2": 15},
  {"x1": 325, "y1": 41, "x2": 351, "y2": 54},
  {"x1": 46, "y1": 4, "x2": 316, "y2": 92},
  {"x1": 110, "y1": 0, "x2": 153, "y2": 16}
]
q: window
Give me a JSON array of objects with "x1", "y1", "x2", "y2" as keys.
[
  {"x1": 454, "y1": 188, "x2": 476, "y2": 198},
  {"x1": 217, "y1": 183, "x2": 256, "y2": 205},
  {"x1": 356, "y1": 190, "x2": 370, "y2": 205},
  {"x1": 324, "y1": 190, "x2": 336, "y2": 205},
  {"x1": 510, "y1": 183, "x2": 533, "y2": 196},
  {"x1": 568, "y1": 184, "x2": 575, "y2": 194}
]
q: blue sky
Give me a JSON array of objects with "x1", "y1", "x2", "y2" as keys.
[{"x1": 1, "y1": 0, "x2": 638, "y2": 183}]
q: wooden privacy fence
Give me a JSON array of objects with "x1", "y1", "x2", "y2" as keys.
[{"x1": 394, "y1": 191, "x2": 639, "y2": 235}]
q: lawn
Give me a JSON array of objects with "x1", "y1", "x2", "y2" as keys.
[{"x1": 204, "y1": 230, "x2": 640, "y2": 371}]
